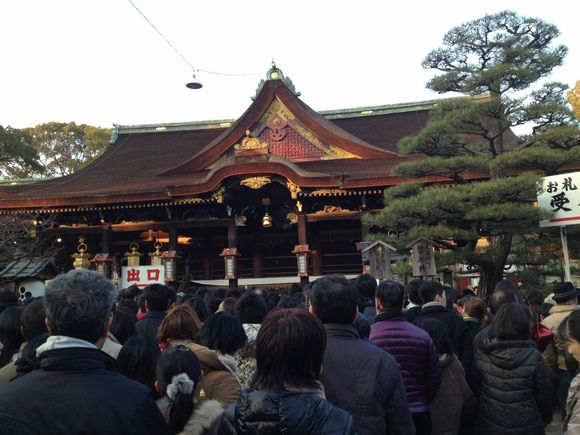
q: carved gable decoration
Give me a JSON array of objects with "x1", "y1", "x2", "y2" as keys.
[
  {"x1": 249, "y1": 99, "x2": 359, "y2": 162},
  {"x1": 234, "y1": 130, "x2": 269, "y2": 157}
]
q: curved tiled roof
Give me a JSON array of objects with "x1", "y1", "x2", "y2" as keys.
[{"x1": 0, "y1": 78, "x2": 437, "y2": 209}]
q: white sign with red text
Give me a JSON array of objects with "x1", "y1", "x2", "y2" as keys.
[
  {"x1": 538, "y1": 171, "x2": 580, "y2": 227},
  {"x1": 121, "y1": 265, "x2": 165, "y2": 288}
]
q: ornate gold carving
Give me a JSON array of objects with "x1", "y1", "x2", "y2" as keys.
[
  {"x1": 287, "y1": 212, "x2": 298, "y2": 224},
  {"x1": 309, "y1": 189, "x2": 348, "y2": 196},
  {"x1": 235, "y1": 216, "x2": 247, "y2": 227},
  {"x1": 259, "y1": 99, "x2": 295, "y2": 124},
  {"x1": 315, "y1": 205, "x2": 351, "y2": 214},
  {"x1": 211, "y1": 186, "x2": 225, "y2": 204},
  {"x1": 234, "y1": 130, "x2": 268, "y2": 152},
  {"x1": 240, "y1": 176, "x2": 271, "y2": 190},
  {"x1": 293, "y1": 124, "x2": 326, "y2": 149},
  {"x1": 293, "y1": 124, "x2": 358, "y2": 160},
  {"x1": 286, "y1": 181, "x2": 301, "y2": 199},
  {"x1": 321, "y1": 146, "x2": 359, "y2": 160},
  {"x1": 172, "y1": 197, "x2": 205, "y2": 205}
]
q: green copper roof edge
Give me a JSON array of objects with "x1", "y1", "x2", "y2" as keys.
[
  {"x1": 320, "y1": 99, "x2": 441, "y2": 119},
  {"x1": 113, "y1": 119, "x2": 238, "y2": 135},
  {"x1": 112, "y1": 96, "x2": 454, "y2": 137}
]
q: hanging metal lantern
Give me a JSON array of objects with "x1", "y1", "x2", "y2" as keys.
[
  {"x1": 220, "y1": 248, "x2": 239, "y2": 280},
  {"x1": 91, "y1": 253, "x2": 112, "y2": 277},
  {"x1": 124, "y1": 242, "x2": 142, "y2": 267},
  {"x1": 149, "y1": 241, "x2": 163, "y2": 266},
  {"x1": 71, "y1": 237, "x2": 92, "y2": 269},
  {"x1": 292, "y1": 244, "x2": 311, "y2": 277},
  {"x1": 160, "y1": 250, "x2": 179, "y2": 283}
]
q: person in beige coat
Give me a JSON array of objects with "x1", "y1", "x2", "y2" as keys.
[
  {"x1": 541, "y1": 282, "x2": 579, "y2": 419},
  {"x1": 188, "y1": 312, "x2": 247, "y2": 408}
]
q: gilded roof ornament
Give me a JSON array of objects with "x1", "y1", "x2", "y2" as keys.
[
  {"x1": 286, "y1": 181, "x2": 301, "y2": 199},
  {"x1": 315, "y1": 205, "x2": 351, "y2": 214},
  {"x1": 252, "y1": 62, "x2": 301, "y2": 100},
  {"x1": 234, "y1": 130, "x2": 268, "y2": 156},
  {"x1": 211, "y1": 186, "x2": 225, "y2": 204},
  {"x1": 240, "y1": 176, "x2": 271, "y2": 190}
]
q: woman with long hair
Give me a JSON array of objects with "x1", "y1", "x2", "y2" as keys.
[
  {"x1": 155, "y1": 345, "x2": 234, "y2": 435},
  {"x1": 473, "y1": 302, "x2": 552, "y2": 435},
  {"x1": 228, "y1": 308, "x2": 354, "y2": 434},
  {"x1": 117, "y1": 335, "x2": 160, "y2": 397}
]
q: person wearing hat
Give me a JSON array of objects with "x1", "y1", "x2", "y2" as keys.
[{"x1": 541, "y1": 281, "x2": 579, "y2": 419}]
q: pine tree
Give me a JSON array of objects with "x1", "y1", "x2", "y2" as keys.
[{"x1": 367, "y1": 11, "x2": 580, "y2": 300}]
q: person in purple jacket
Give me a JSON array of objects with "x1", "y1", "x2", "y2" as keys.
[
  {"x1": 370, "y1": 280, "x2": 441, "y2": 435},
  {"x1": 311, "y1": 275, "x2": 414, "y2": 435}
]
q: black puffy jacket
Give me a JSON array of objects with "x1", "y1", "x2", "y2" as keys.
[
  {"x1": 473, "y1": 340, "x2": 553, "y2": 435},
  {"x1": 228, "y1": 388, "x2": 354, "y2": 435},
  {"x1": 0, "y1": 347, "x2": 168, "y2": 435}
]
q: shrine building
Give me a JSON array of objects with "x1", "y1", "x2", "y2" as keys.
[{"x1": 0, "y1": 65, "x2": 443, "y2": 288}]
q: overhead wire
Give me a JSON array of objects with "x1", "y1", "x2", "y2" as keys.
[{"x1": 126, "y1": 0, "x2": 261, "y2": 77}]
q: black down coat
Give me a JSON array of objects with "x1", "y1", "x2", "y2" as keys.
[
  {"x1": 228, "y1": 388, "x2": 354, "y2": 435},
  {"x1": 0, "y1": 347, "x2": 168, "y2": 435},
  {"x1": 472, "y1": 340, "x2": 553, "y2": 435}
]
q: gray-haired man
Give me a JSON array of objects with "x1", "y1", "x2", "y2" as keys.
[{"x1": 0, "y1": 269, "x2": 168, "y2": 435}]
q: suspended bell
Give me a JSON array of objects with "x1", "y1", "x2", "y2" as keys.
[{"x1": 262, "y1": 212, "x2": 272, "y2": 228}]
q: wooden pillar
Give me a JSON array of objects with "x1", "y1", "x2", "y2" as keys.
[
  {"x1": 168, "y1": 223, "x2": 177, "y2": 251},
  {"x1": 298, "y1": 213, "x2": 307, "y2": 245},
  {"x1": 297, "y1": 213, "x2": 309, "y2": 286},
  {"x1": 361, "y1": 221, "x2": 369, "y2": 240},
  {"x1": 101, "y1": 225, "x2": 112, "y2": 254},
  {"x1": 311, "y1": 226, "x2": 322, "y2": 276},
  {"x1": 202, "y1": 236, "x2": 212, "y2": 280},
  {"x1": 227, "y1": 220, "x2": 238, "y2": 289},
  {"x1": 253, "y1": 233, "x2": 263, "y2": 278}
]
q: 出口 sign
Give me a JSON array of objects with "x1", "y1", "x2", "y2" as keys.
[
  {"x1": 538, "y1": 172, "x2": 580, "y2": 227},
  {"x1": 121, "y1": 265, "x2": 165, "y2": 288}
]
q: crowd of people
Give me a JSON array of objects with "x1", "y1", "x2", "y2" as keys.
[{"x1": 0, "y1": 269, "x2": 579, "y2": 434}]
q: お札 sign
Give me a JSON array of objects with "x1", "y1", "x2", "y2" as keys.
[{"x1": 538, "y1": 172, "x2": 580, "y2": 227}]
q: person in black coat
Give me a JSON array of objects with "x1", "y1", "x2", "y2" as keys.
[
  {"x1": 472, "y1": 303, "x2": 552, "y2": 435},
  {"x1": 403, "y1": 278, "x2": 423, "y2": 323},
  {"x1": 135, "y1": 284, "x2": 176, "y2": 339},
  {"x1": 354, "y1": 273, "x2": 378, "y2": 325},
  {"x1": 0, "y1": 269, "x2": 168, "y2": 435},
  {"x1": 414, "y1": 281, "x2": 466, "y2": 361},
  {"x1": 310, "y1": 275, "x2": 414, "y2": 435},
  {"x1": 227, "y1": 307, "x2": 354, "y2": 434},
  {"x1": 471, "y1": 289, "x2": 519, "y2": 355},
  {"x1": 461, "y1": 296, "x2": 485, "y2": 387}
]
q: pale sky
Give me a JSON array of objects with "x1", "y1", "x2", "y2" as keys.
[{"x1": 0, "y1": 0, "x2": 577, "y2": 129}]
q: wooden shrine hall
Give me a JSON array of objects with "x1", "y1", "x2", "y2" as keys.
[{"x1": 0, "y1": 65, "x2": 435, "y2": 288}]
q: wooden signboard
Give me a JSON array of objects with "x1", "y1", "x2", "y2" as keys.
[
  {"x1": 407, "y1": 238, "x2": 437, "y2": 277},
  {"x1": 356, "y1": 241, "x2": 396, "y2": 280}
]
